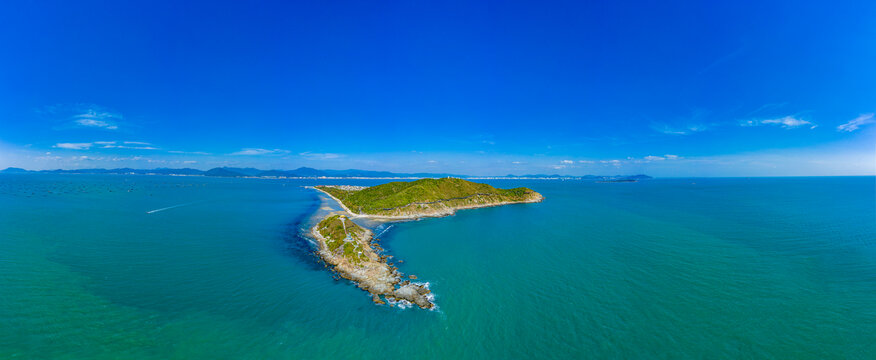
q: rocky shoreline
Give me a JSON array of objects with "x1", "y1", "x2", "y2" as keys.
[{"x1": 311, "y1": 213, "x2": 434, "y2": 309}]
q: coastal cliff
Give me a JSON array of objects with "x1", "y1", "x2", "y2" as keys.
[{"x1": 310, "y1": 178, "x2": 543, "y2": 309}]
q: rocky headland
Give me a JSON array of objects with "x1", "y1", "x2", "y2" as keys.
[
  {"x1": 309, "y1": 178, "x2": 543, "y2": 309},
  {"x1": 312, "y1": 214, "x2": 434, "y2": 308}
]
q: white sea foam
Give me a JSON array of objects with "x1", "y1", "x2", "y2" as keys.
[{"x1": 387, "y1": 298, "x2": 413, "y2": 309}]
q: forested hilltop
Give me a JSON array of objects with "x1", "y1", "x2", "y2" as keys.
[{"x1": 315, "y1": 177, "x2": 543, "y2": 218}]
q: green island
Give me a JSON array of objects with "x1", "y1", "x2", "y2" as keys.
[
  {"x1": 310, "y1": 178, "x2": 544, "y2": 309},
  {"x1": 315, "y1": 177, "x2": 544, "y2": 219}
]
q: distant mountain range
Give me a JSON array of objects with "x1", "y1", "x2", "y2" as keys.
[{"x1": 0, "y1": 166, "x2": 652, "y2": 180}]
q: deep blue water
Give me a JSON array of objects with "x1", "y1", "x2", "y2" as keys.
[{"x1": 1, "y1": 175, "x2": 874, "y2": 359}]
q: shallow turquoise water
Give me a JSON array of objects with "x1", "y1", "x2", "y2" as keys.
[{"x1": 1, "y1": 175, "x2": 874, "y2": 359}]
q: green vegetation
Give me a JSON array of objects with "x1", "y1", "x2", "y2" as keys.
[
  {"x1": 316, "y1": 214, "x2": 369, "y2": 263},
  {"x1": 317, "y1": 177, "x2": 541, "y2": 216}
]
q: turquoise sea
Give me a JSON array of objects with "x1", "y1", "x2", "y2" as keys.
[{"x1": 1, "y1": 174, "x2": 874, "y2": 359}]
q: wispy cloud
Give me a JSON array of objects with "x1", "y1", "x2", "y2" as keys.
[
  {"x1": 652, "y1": 123, "x2": 708, "y2": 135},
  {"x1": 299, "y1": 151, "x2": 342, "y2": 159},
  {"x1": 699, "y1": 45, "x2": 746, "y2": 75},
  {"x1": 548, "y1": 155, "x2": 683, "y2": 169},
  {"x1": 168, "y1": 150, "x2": 212, "y2": 155},
  {"x1": 550, "y1": 156, "x2": 679, "y2": 170},
  {"x1": 744, "y1": 102, "x2": 788, "y2": 117},
  {"x1": 52, "y1": 141, "x2": 158, "y2": 150},
  {"x1": 762, "y1": 116, "x2": 816, "y2": 129},
  {"x1": 74, "y1": 118, "x2": 118, "y2": 130},
  {"x1": 741, "y1": 116, "x2": 816, "y2": 129},
  {"x1": 651, "y1": 109, "x2": 711, "y2": 135},
  {"x1": 54, "y1": 142, "x2": 93, "y2": 150},
  {"x1": 101, "y1": 144, "x2": 158, "y2": 150},
  {"x1": 231, "y1": 148, "x2": 291, "y2": 156},
  {"x1": 837, "y1": 113, "x2": 875, "y2": 132},
  {"x1": 643, "y1": 154, "x2": 680, "y2": 162},
  {"x1": 71, "y1": 106, "x2": 123, "y2": 130},
  {"x1": 42, "y1": 104, "x2": 125, "y2": 131}
]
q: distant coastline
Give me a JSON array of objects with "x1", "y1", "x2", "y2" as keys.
[{"x1": 1, "y1": 167, "x2": 652, "y2": 181}]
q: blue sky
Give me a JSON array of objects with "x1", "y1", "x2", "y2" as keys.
[{"x1": 0, "y1": 0, "x2": 873, "y2": 176}]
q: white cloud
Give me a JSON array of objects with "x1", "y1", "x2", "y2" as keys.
[
  {"x1": 168, "y1": 150, "x2": 211, "y2": 155},
  {"x1": 52, "y1": 141, "x2": 158, "y2": 150},
  {"x1": 743, "y1": 116, "x2": 816, "y2": 129},
  {"x1": 298, "y1": 151, "x2": 341, "y2": 159},
  {"x1": 512, "y1": 161, "x2": 522, "y2": 164},
  {"x1": 552, "y1": 165, "x2": 566, "y2": 170},
  {"x1": 86, "y1": 141, "x2": 157, "y2": 150},
  {"x1": 74, "y1": 118, "x2": 118, "y2": 130},
  {"x1": 578, "y1": 160, "x2": 595, "y2": 164},
  {"x1": 54, "y1": 142, "x2": 93, "y2": 150},
  {"x1": 653, "y1": 124, "x2": 708, "y2": 135},
  {"x1": 71, "y1": 108, "x2": 122, "y2": 130},
  {"x1": 102, "y1": 145, "x2": 158, "y2": 150},
  {"x1": 762, "y1": 116, "x2": 814, "y2": 128},
  {"x1": 837, "y1": 113, "x2": 875, "y2": 132},
  {"x1": 41, "y1": 104, "x2": 125, "y2": 131},
  {"x1": 231, "y1": 148, "x2": 291, "y2": 156},
  {"x1": 427, "y1": 160, "x2": 437, "y2": 163},
  {"x1": 108, "y1": 156, "x2": 144, "y2": 161},
  {"x1": 560, "y1": 160, "x2": 574, "y2": 164},
  {"x1": 641, "y1": 154, "x2": 681, "y2": 162}
]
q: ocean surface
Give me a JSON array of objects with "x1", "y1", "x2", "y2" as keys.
[{"x1": 1, "y1": 174, "x2": 874, "y2": 359}]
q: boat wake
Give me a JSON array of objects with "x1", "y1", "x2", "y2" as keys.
[
  {"x1": 146, "y1": 201, "x2": 199, "y2": 214},
  {"x1": 374, "y1": 224, "x2": 394, "y2": 238}
]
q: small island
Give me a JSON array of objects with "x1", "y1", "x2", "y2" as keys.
[
  {"x1": 310, "y1": 178, "x2": 544, "y2": 309},
  {"x1": 315, "y1": 177, "x2": 544, "y2": 219}
]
